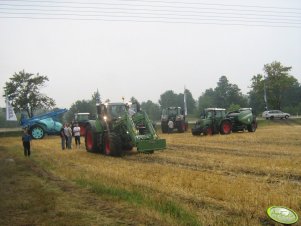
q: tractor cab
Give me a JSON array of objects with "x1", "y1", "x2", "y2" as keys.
[
  {"x1": 105, "y1": 103, "x2": 127, "y2": 119},
  {"x1": 201, "y1": 108, "x2": 226, "y2": 119},
  {"x1": 192, "y1": 108, "x2": 226, "y2": 135}
]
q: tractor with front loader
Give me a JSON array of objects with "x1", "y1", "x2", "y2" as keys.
[
  {"x1": 191, "y1": 108, "x2": 257, "y2": 136},
  {"x1": 161, "y1": 107, "x2": 188, "y2": 133},
  {"x1": 84, "y1": 101, "x2": 166, "y2": 156}
]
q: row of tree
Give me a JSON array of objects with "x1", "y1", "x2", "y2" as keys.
[{"x1": 2, "y1": 61, "x2": 301, "y2": 125}]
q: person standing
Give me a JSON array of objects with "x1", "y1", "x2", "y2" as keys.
[
  {"x1": 168, "y1": 119, "x2": 174, "y2": 134},
  {"x1": 73, "y1": 123, "x2": 81, "y2": 149},
  {"x1": 60, "y1": 126, "x2": 66, "y2": 150},
  {"x1": 22, "y1": 128, "x2": 32, "y2": 157},
  {"x1": 64, "y1": 123, "x2": 73, "y2": 149}
]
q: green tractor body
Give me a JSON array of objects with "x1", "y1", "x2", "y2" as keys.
[
  {"x1": 85, "y1": 102, "x2": 166, "y2": 156},
  {"x1": 161, "y1": 107, "x2": 188, "y2": 133},
  {"x1": 192, "y1": 108, "x2": 257, "y2": 136}
]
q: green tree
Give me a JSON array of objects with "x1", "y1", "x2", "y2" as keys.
[
  {"x1": 197, "y1": 88, "x2": 215, "y2": 115},
  {"x1": 159, "y1": 90, "x2": 178, "y2": 109},
  {"x1": 264, "y1": 61, "x2": 297, "y2": 109},
  {"x1": 197, "y1": 76, "x2": 247, "y2": 114},
  {"x1": 64, "y1": 91, "x2": 101, "y2": 122},
  {"x1": 141, "y1": 100, "x2": 161, "y2": 121},
  {"x1": 159, "y1": 89, "x2": 196, "y2": 114},
  {"x1": 214, "y1": 76, "x2": 247, "y2": 108},
  {"x1": 249, "y1": 61, "x2": 300, "y2": 113},
  {"x1": 3, "y1": 70, "x2": 55, "y2": 118}
]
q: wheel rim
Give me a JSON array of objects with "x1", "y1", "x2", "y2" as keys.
[
  {"x1": 223, "y1": 122, "x2": 231, "y2": 134},
  {"x1": 32, "y1": 127, "x2": 43, "y2": 139}
]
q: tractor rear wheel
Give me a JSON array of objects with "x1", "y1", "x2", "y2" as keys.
[
  {"x1": 220, "y1": 121, "x2": 232, "y2": 135},
  {"x1": 85, "y1": 126, "x2": 98, "y2": 152},
  {"x1": 104, "y1": 132, "x2": 122, "y2": 156},
  {"x1": 178, "y1": 121, "x2": 185, "y2": 133},
  {"x1": 30, "y1": 125, "x2": 45, "y2": 139},
  {"x1": 161, "y1": 125, "x2": 168, "y2": 133}
]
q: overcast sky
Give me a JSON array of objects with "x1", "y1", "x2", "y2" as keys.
[{"x1": 1, "y1": 0, "x2": 300, "y2": 109}]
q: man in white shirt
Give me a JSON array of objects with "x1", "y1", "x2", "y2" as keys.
[
  {"x1": 168, "y1": 119, "x2": 174, "y2": 134},
  {"x1": 73, "y1": 123, "x2": 81, "y2": 149}
]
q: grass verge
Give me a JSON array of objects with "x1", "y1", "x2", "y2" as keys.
[{"x1": 75, "y1": 178, "x2": 201, "y2": 226}]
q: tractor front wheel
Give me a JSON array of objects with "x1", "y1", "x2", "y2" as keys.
[
  {"x1": 104, "y1": 132, "x2": 122, "y2": 156},
  {"x1": 220, "y1": 121, "x2": 232, "y2": 135}
]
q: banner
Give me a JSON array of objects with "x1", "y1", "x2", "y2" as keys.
[{"x1": 6, "y1": 97, "x2": 17, "y2": 121}]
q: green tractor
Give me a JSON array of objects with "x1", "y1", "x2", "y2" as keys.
[
  {"x1": 84, "y1": 101, "x2": 166, "y2": 156},
  {"x1": 161, "y1": 107, "x2": 188, "y2": 133},
  {"x1": 191, "y1": 108, "x2": 257, "y2": 136}
]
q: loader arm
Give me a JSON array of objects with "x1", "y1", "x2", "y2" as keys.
[{"x1": 117, "y1": 110, "x2": 166, "y2": 152}]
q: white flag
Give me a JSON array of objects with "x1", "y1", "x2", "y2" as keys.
[
  {"x1": 184, "y1": 87, "x2": 188, "y2": 116},
  {"x1": 6, "y1": 97, "x2": 17, "y2": 121}
]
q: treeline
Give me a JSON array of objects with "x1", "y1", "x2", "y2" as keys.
[
  {"x1": 64, "y1": 61, "x2": 301, "y2": 121},
  {"x1": 2, "y1": 61, "x2": 301, "y2": 126}
]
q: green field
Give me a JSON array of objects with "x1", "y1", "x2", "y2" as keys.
[{"x1": 0, "y1": 120, "x2": 300, "y2": 225}]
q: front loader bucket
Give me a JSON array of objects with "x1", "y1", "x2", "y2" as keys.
[{"x1": 137, "y1": 139, "x2": 166, "y2": 152}]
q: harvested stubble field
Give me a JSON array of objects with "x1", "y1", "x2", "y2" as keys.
[{"x1": 0, "y1": 121, "x2": 300, "y2": 226}]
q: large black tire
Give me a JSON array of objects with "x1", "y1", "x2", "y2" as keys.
[
  {"x1": 161, "y1": 124, "x2": 168, "y2": 133},
  {"x1": 30, "y1": 125, "x2": 45, "y2": 139},
  {"x1": 185, "y1": 122, "x2": 188, "y2": 131},
  {"x1": 220, "y1": 120, "x2": 232, "y2": 135},
  {"x1": 103, "y1": 132, "x2": 122, "y2": 156},
  {"x1": 85, "y1": 126, "x2": 99, "y2": 152},
  {"x1": 247, "y1": 121, "x2": 257, "y2": 132},
  {"x1": 177, "y1": 121, "x2": 185, "y2": 133},
  {"x1": 191, "y1": 128, "x2": 201, "y2": 136}
]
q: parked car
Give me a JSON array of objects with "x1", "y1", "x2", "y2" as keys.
[{"x1": 262, "y1": 110, "x2": 290, "y2": 119}]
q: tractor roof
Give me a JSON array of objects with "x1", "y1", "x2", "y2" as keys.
[
  {"x1": 166, "y1": 107, "x2": 181, "y2": 109},
  {"x1": 104, "y1": 102, "x2": 125, "y2": 106},
  {"x1": 205, "y1": 108, "x2": 226, "y2": 111},
  {"x1": 75, "y1": 112, "x2": 90, "y2": 115}
]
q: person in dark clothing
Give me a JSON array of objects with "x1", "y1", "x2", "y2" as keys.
[
  {"x1": 60, "y1": 126, "x2": 66, "y2": 150},
  {"x1": 22, "y1": 129, "x2": 32, "y2": 157}
]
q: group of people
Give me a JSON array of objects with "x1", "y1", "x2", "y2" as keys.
[
  {"x1": 21, "y1": 122, "x2": 82, "y2": 158},
  {"x1": 60, "y1": 122, "x2": 81, "y2": 150}
]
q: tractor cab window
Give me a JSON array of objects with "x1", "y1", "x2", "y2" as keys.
[
  {"x1": 206, "y1": 111, "x2": 213, "y2": 119},
  {"x1": 108, "y1": 105, "x2": 126, "y2": 118},
  {"x1": 167, "y1": 108, "x2": 178, "y2": 116}
]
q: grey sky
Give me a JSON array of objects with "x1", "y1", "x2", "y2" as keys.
[{"x1": 1, "y1": 0, "x2": 301, "y2": 109}]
